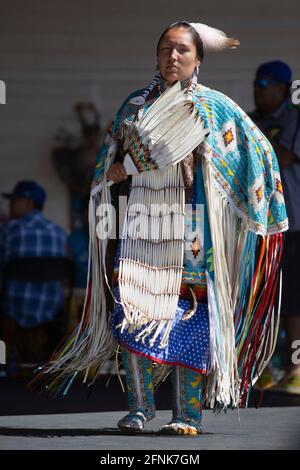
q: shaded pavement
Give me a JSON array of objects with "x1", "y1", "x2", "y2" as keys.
[{"x1": 0, "y1": 375, "x2": 299, "y2": 450}]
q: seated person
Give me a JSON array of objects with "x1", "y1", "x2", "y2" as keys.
[{"x1": 0, "y1": 180, "x2": 68, "y2": 364}]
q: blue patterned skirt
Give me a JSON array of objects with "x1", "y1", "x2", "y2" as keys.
[{"x1": 111, "y1": 252, "x2": 210, "y2": 374}]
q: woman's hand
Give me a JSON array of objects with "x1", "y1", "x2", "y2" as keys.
[{"x1": 106, "y1": 162, "x2": 128, "y2": 183}]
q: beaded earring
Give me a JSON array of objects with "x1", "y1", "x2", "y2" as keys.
[{"x1": 186, "y1": 68, "x2": 199, "y2": 100}]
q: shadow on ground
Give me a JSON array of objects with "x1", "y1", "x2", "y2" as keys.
[
  {"x1": 0, "y1": 375, "x2": 299, "y2": 416},
  {"x1": 0, "y1": 426, "x2": 216, "y2": 438}
]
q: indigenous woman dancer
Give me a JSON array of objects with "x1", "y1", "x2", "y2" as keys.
[{"x1": 33, "y1": 21, "x2": 288, "y2": 436}]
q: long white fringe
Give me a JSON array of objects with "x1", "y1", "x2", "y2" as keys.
[
  {"x1": 117, "y1": 164, "x2": 185, "y2": 349},
  {"x1": 202, "y1": 156, "x2": 282, "y2": 408},
  {"x1": 203, "y1": 158, "x2": 241, "y2": 408},
  {"x1": 44, "y1": 142, "x2": 119, "y2": 382}
]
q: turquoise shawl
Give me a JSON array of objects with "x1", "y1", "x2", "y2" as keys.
[{"x1": 34, "y1": 80, "x2": 287, "y2": 409}]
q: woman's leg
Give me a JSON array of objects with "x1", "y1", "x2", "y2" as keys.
[
  {"x1": 118, "y1": 348, "x2": 156, "y2": 432},
  {"x1": 160, "y1": 365, "x2": 204, "y2": 435}
]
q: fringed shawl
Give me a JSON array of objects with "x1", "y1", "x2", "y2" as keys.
[
  {"x1": 193, "y1": 85, "x2": 287, "y2": 408},
  {"x1": 31, "y1": 83, "x2": 288, "y2": 409}
]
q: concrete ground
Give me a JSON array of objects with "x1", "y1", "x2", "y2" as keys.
[{"x1": 0, "y1": 407, "x2": 299, "y2": 450}]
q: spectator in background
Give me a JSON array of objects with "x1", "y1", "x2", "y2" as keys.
[
  {"x1": 250, "y1": 60, "x2": 300, "y2": 394},
  {"x1": 0, "y1": 181, "x2": 68, "y2": 365}
]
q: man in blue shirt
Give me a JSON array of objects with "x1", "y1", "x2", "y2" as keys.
[
  {"x1": 0, "y1": 181, "x2": 68, "y2": 363},
  {"x1": 250, "y1": 61, "x2": 300, "y2": 394}
]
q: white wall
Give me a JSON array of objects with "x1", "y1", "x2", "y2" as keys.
[{"x1": 1, "y1": 0, "x2": 299, "y2": 230}]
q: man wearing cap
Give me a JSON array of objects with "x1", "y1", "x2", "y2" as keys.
[
  {"x1": 250, "y1": 60, "x2": 300, "y2": 395},
  {"x1": 0, "y1": 181, "x2": 68, "y2": 366}
]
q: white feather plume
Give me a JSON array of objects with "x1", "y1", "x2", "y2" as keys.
[{"x1": 189, "y1": 22, "x2": 240, "y2": 53}]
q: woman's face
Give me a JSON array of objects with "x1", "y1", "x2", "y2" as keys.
[{"x1": 157, "y1": 27, "x2": 201, "y2": 83}]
